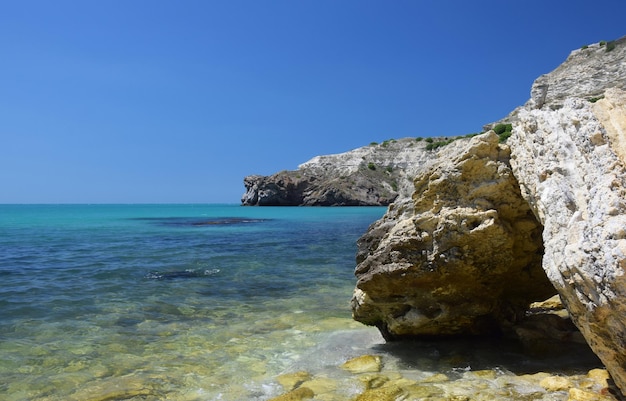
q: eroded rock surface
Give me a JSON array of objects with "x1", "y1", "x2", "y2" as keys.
[
  {"x1": 509, "y1": 87, "x2": 626, "y2": 395},
  {"x1": 352, "y1": 132, "x2": 555, "y2": 339}
]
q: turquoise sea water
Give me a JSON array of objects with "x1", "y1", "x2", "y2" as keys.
[
  {"x1": 0, "y1": 204, "x2": 388, "y2": 400},
  {"x1": 0, "y1": 204, "x2": 604, "y2": 400}
]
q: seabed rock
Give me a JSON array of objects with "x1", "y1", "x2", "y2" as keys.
[
  {"x1": 340, "y1": 355, "x2": 383, "y2": 374},
  {"x1": 268, "y1": 386, "x2": 315, "y2": 401}
]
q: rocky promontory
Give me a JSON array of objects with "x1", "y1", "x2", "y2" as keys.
[
  {"x1": 241, "y1": 35, "x2": 626, "y2": 396},
  {"x1": 352, "y1": 36, "x2": 626, "y2": 396},
  {"x1": 241, "y1": 137, "x2": 458, "y2": 206}
]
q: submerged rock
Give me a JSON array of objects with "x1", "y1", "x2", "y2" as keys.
[
  {"x1": 340, "y1": 355, "x2": 383, "y2": 374},
  {"x1": 276, "y1": 371, "x2": 312, "y2": 392},
  {"x1": 353, "y1": 385, "x2": 405, "y2": 401},
  {"x1": 268, "y1": 386, "x2": 314, "y2": 401}
]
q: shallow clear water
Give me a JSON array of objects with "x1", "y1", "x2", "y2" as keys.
[
  {"x1": 0, "y1": 204, "x2": 389, "y2": 400},
  {"x1": 0, "y1": 204, "x2": 604, "y2": 401}
]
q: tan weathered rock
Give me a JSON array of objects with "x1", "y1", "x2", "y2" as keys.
[
  {"x1": 353, "y1": 385, "x2": 405, "y2": 401},
  {"x1": 587, "y1": 369, "x2": 610, "y2": 389},
  {"x1": 518, "y1": 372, "x2": 552, "y2": 385},
  {"x1": 343, "y1": 37, "x2": 626, "y2": 397},
  {"x1": 509, "y1": 88, "x2": 626, "y2": 395},
  {"x1": 593, "y1": 87, "x2": 626, "y2": 165},
  {"x1": 529, "y1": 294, "x2": 565, "y2": 312},
  {"x1": 403, "y1": 383, "x2": 444, "y2": 399},
  {"x1": 352, "y1": 132, "x2": 555, "y2": 338},
  {"x1": 268, "y1": 386, "x2": 315, "y2": 401},
  {"x1": 567, "y1": 387, "x2": 613, "y2": 401},
  {"x1": 298, "y1": 377, "x2": 337, "y2": 395},
  {"x1": 540, "y1": 375, "x2": 573, "y2": 391},
  {"x1": 513, "y1": 303, "x2": 587, "y2": 352},
  {"x1": 421, "y1": 373, "x2": 450, "y2": 383},
  {"x1": 358, "y1": 374, "x2": 390, "y2": 390},
  {"x1": 276, "y1": 371, "x2": 312, "y2": 391},
  {"x1": 340, "y1": 355, "x2": 382, "y2": 374}
]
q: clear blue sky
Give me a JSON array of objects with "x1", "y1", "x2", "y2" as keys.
[{"x1": 2, "y1": 1, "x2": 625, "y2": 204}]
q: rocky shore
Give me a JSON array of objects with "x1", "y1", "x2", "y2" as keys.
[
  {"x1": 266, "y1": 300, "x2": 612, "y2": 400},
  {"x1": 269, "y1": 361, "x2": 612, "y2": 401},
  {"x1": 244, "y1": 36, "x2": 626, "y2": 400},
  {"x1": 351, "y1": 36, "x2": 626, "y2": 398}
]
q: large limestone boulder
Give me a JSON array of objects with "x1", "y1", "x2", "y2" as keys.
[
  {"x1": 509, "y1": 87, "x2": 626, "y2": 395},
  {"x1": 351, "y1": 132, "x2": 555, "y2": 339}
]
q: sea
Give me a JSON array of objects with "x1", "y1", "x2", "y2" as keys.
[{"x1": 0, "y1": 204, "x2": 604, "y2": 401}]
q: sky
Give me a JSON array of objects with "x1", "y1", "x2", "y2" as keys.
[{"x1": 1, "y1": 1, "x2": 625, "y2": 204}]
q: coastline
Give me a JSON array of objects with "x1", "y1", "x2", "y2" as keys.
[{"x1": 267, "y1": 334, "x2": 609, "y2": 401}]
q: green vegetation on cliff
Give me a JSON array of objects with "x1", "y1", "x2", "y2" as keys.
[{"x1": 421, "y1": 124, "x2": 513, "y2": 152}]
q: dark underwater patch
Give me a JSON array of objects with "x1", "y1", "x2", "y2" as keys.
[
  {"x1": 145, "y1": 268, "x2": 220, "y2": 280},
  {"x1": 130, "y1": 216, "x2": 268, "y2": 227}
]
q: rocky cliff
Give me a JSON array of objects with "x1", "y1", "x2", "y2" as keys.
[
  {"x1": 244, "y1": 38, "x2": 626, "y2": 207},
  {"x1": 352, "y1": 36, "x2": 626, "y2": 395},
  {"x1": 241, "y1": 137, "x2": 451, "y2": 206},
  {"x1": 528, "y1": 37, "x2": 626, "y2": 109},
  {"x1": 510, "y1": 87, "x2": 626, "y2": 395}
]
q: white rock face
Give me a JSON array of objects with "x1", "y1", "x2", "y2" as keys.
[
  {"x1": 529, "y1": 37, "x2": 626, "y2": 109},
  {"x1": 509, "y1": 87, "x2": 626, "y2": 395},
  {"x1": 298, "y1": 137, "x2": 441, "y2": 198}
]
